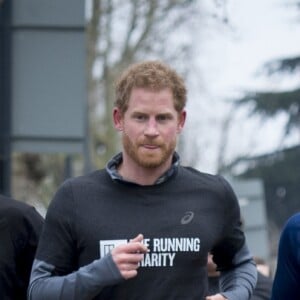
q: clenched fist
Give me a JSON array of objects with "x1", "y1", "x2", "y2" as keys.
[{"x1": 111, "y1": 234, "x2": 148, "y2": 279}]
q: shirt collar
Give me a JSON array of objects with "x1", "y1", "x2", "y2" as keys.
[{"x1": 106, "y1": 152, "x2": 180, "y2": 185}]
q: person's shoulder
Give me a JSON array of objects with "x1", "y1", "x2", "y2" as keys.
[
  {"x1": 0, "y1": 194, "x2": 41, "y2": 228},
  {"x1": 282, "y1": 212, "x2": 300, "y2": 233},
  {"x1": 179, "y1": 166, "x2": 228, "y2": 187},
  {"x1": 0, "y1": 194, "x2": 33, "y2": 215},
  {"x1": 178, "y1": 167, "x2": 237, "y2": 202},
  {"x1": 59, "y1": 169, "x2": 109, "y2": 192},
  {"x1": 278, "y1": 213, "x2": 300, "y2": 253},
  {"x1": 65, "y1": 169, "x2": 106, "y2": 183},
  {"x1": 180, "y1": 166, "x2": 215, "y2": 179},
  {"x1": 287, "y1": 212, "x2": 300, "y2": 225}
]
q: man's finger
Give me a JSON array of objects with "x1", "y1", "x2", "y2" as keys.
[{"x1": 130, "y1": 233, "x2": 144, "y2": 243}]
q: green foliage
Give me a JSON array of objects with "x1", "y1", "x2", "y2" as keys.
[
  {"x1": 237, "y1": 146, "x2": 300, "y2": 183},
  {"x1": 234, "y1": 1, "x2": 300, "y2": 137},
  {"x1": 235, "y1": 52, "x2": 300, "y2": 136},
  {"x1": 237, "y1": 89, "x2": 300, "y2": 116},
  {"x1": 236, "y1": 88, "x2": 300, "y2": 135},
  {"x1": 262, "y1": 56, "x2": 300, "y2": 75}
]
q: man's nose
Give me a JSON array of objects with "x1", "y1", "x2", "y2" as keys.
[{"x1": 144, "y1": 119, "x2": 159, "y2": 136}]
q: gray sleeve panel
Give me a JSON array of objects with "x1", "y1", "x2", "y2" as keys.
[
  {"x1": 219, "y1": 243, "x2": 258, "y2": 300},
  {"x1": 28, "y1": 253, "x2": 124, "y2": 300}
]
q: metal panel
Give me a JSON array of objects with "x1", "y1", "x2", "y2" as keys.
[
  {"x1": 12, "y1": 0, "x2": 84, "y2": 26},
  {"x1": 231, "y1": 179, "x2": 264, "y2": 199},
  {"x1": 228, "y1": 177, "x2": 270, "y2": 260},
  {"x1": 12, "y1": 30, "x2": 85, "y2": 138},
  {"x1": 240, "y1": 199, "x2": 266, "y2": 227},
  {"x1": 243, "y1": 229, "x2": 270, "y2": 260},
  {"x1": 10, "y1": 0, "x2": 86, "y2": 154},
  {"x1": 12, "y1": 139, "x2": 83, "y2": 153}
]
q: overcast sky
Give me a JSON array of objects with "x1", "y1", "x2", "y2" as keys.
[
  {"x1": 200, "y1": 0, "x2": 300, "y2": 96},
  {"x1": 186, "y1": 0, "x2": 300, "y2": 172}
]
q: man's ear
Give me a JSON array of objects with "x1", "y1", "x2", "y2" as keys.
[
  {"x1": 177, "y1": 110, "x2": 186, "y2": 133},
  {"x1": 113, "y1": 108, "x2": 123, "y2": 131}
]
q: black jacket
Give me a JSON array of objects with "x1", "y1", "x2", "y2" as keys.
[{"x1": 0, "y1": 195, "x2": 44, "y2": 300}]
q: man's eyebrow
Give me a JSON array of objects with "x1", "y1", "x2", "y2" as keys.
[
  {"x1": 131, "y1": 111, "x2": 147, "y2": 116},
  {"x1": 156, "y1": 112, "x2": 174, "y2": 117}
]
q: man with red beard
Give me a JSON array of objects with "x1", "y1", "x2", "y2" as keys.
[{"x1": 28, "y1": 61, "x2": 257, "y2": 300}]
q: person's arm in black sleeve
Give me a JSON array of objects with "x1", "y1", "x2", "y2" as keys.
[
  {"x1": 210, "y1": 176, "x2": 257, "y2": 300},
  {"x1": 28, "y1": 254, "x2": 123, "y2": 300},
  {"x1": 27, "y1": 180, "x2": 124, "y2": 300},
  {"x1": 21, "y1": 205, "x2": 44, "y2": 290},
  {"x1": 219, "y1": 243, "x2": 257, "y2": 300},
  {"x1": 0, "y1": 197, "x2": 44, "y2": 299}
]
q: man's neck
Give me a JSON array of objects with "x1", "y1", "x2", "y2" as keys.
[{"x1": 118, "y1": 157, "x2": 172, "y2": 186}]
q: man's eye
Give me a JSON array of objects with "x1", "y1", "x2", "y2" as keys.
[
  {"x1": 157, "y1": 115, "x2": 169, "y2": 122},
  {"x1": 135, "y1": 115, "x2": 146, "y2": 121}
]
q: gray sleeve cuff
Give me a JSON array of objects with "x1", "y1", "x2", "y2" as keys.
[
  {"x1": 219, "y1": 244, "x2": 258, "y2": 300},
  {"x1": 28, "y1": 253, "x2": 124, "y2": 300}
]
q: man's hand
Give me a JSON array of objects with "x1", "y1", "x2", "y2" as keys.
[
  {"x1": 111, "y1": 234, "x2": 148, "y2": 279},
  {"x1": 206, "y1": 293, "x2": 228, "y2": 300}
]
